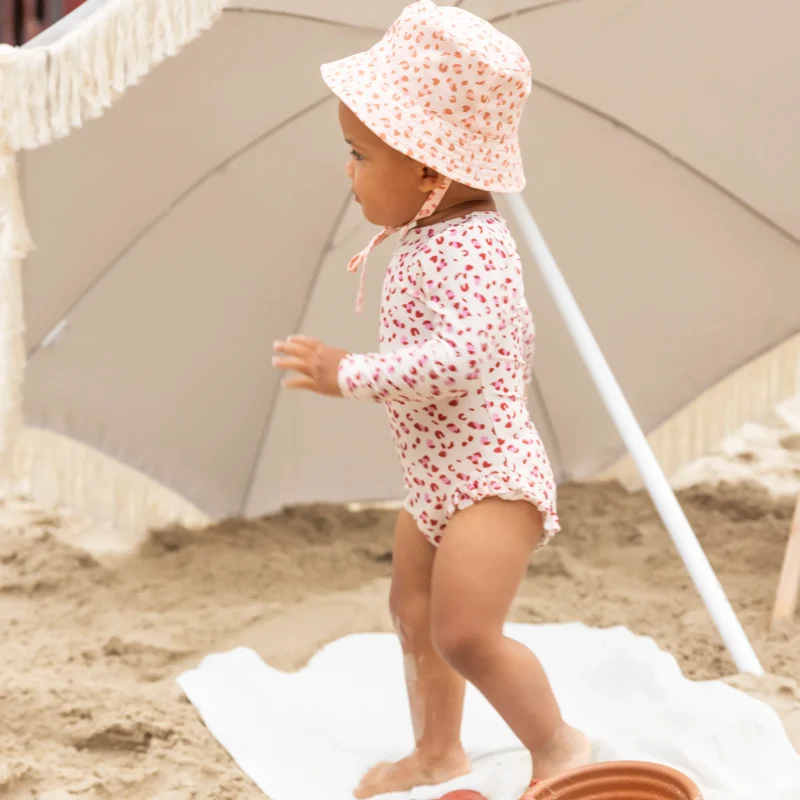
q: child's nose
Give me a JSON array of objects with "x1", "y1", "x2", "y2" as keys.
[{"x1": 344, "y1": 159, "x2": 354, "y2": 179}]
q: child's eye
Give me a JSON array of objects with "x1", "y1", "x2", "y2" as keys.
[{"x1": 350, "y1": 149, "x2": 365, "y2": 162}]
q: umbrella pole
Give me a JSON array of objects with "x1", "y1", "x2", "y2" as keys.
[{"x1": 505, "y1": 193, "x2": 763, "y2": 675}]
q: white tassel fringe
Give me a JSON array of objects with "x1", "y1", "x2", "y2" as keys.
[
  {"x1": 12, "y1": 426, "x2": 210, "y2": 536},
  {"x1": 599, "y1": 333, "x2": 800, "y2": 490},
  {"x1": 0, "y1": 0, "x2": 230, "y2": 151},
  {"x1": 0, "y1": 143, "x2": 33, "y2": 491}
]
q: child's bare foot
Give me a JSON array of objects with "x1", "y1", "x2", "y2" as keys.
[
  {"x1": 527, "y1": 723, "x2": 592, "y2": 789},
  {"x1": 354, "y1": 748, "x2": 471, "y2": 799}
]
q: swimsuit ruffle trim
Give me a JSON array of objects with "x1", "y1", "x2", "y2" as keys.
[{"x1": 446, "y1": 469, "x2": 560, "y2": 549}]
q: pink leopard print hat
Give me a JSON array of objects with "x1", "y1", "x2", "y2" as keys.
[{"x1": 321, "y1": 0, "x2": 532, "y2": 193}]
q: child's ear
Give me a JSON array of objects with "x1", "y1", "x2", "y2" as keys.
[{"x1": 420, "y1": 165, "x2": 444, "y2": 192}]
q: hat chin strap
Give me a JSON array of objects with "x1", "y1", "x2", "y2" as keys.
[{"x1": 348, "y1": 178, "x2": 452, "y2": 313}]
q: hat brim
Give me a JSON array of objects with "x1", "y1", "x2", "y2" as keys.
[{"x1": 321, "y1": 49, "x2": 526, "y2": 194}]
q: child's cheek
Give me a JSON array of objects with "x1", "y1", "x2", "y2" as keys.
[{"x1": 353, "y1": 167, "x2": 368, "y2": 199}]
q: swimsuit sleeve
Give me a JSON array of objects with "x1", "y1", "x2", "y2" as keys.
[{"x1": 338, "y1": 236, "x2": 497, "y2": 403}]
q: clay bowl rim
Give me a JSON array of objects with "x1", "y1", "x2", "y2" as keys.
[{"x1": 528, "y1": 760, "x2": 702, "y2": 799}]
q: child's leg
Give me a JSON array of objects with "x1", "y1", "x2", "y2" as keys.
[
  {"x1": 354, "y1": 509, "x2": 470, "y2": 799},
  {"x1": 431, "y1": 497, "x2": 591, "y2": 783}
]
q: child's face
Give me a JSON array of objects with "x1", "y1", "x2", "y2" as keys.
[{"x1": 338, "y1": 102, "x2": 440, "y2": 227}]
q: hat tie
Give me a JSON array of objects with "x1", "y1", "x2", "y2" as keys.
[{"x1": 348, "y1": 179, "x2": 451, "y2": 312}]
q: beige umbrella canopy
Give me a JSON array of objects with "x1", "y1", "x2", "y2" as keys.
[{"x1": 3, "y1": 0, "x2": 797, "y2": 526}]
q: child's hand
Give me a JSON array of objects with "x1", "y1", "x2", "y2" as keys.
[{"x1": 272, "y1": 336, "x2": 348, "y2": 397}]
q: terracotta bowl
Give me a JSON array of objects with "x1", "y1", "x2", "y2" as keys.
[{"x1": 527, "y1": 760, "x2": 702, "y2": 799}]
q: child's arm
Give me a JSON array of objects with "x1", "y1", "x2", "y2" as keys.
[{"x1": 338, "y1": 243, "x2": 495, "y2": 403}]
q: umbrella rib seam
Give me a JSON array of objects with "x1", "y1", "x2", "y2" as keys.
[
  {"x1": 528, "y1": 373, "x2": 568, "y2": 483},
  {"x1": 489, "y1": 0, "x2": 591, "y2": 25},
  {"x1": 223, "y1": 7, "x2": 385, "y2": 34},
  {"x1": 238, "y1": 190, "x2": 355, "y2": 516},
  {"x1": 531, "y1": 77, "x2": 800, "y2": 249},
  {"x1": 26, "y1": 94, "x2": 335, "y2": 359}
]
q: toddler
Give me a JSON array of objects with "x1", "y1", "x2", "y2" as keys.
[{"x1": 273, "y1": 2, "x2": 591, "y2": 796}]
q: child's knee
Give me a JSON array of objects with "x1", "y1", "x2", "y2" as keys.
[
  {"x1": 389, "y1": 581, "x2": 430, "y2": 644},
  {"x1": 431, "y1": 614, "x2": 497, "y2": 673}
]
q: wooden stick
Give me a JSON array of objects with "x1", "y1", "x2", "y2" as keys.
[{"x1": 772, "y1": 492, "x2": 800, "y2": 627}]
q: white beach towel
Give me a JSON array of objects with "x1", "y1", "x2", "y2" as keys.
[{"x1": 177, "y1": 623, "x2": 800, "y2": 799}]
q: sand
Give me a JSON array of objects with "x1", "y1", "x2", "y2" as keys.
[{"x1": 1, "y1": 397, "x2": 800, "y2": 798}]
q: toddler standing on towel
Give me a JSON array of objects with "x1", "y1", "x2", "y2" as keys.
[{"x1": 272, "y1": 2, "x2": 590, "y2": 797}]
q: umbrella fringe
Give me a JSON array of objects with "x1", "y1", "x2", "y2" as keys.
[
  {"x1": 0, "y1": 0, "x2": 230, "y2": 150},
  {"x1": 0, "y1": 0, "x2": 228, "y2": 507},
  {"x1": 0, "y1": 144, "x2": 33, "y2": 492},
  {"x1": 599, "y1": 332, "x2": 800, "y2": 490},
  {"x1": 10, "y1": 426, "x2": 210, "y2": 537}
]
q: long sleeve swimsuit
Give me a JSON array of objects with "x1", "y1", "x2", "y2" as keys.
[{"x1": 338, "y1": 211, "x2": 559, "y2": 546}]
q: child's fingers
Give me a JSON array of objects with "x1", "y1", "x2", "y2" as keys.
[
  {"x1": 272, "y1": 356, "x2": 313, "y2": 377},
  {"x1": 273, "y1": 339, "x2": 314, "y2": 359},
  {"x1": 282, "y1": 375, "x2": 317, "y2": 391},
  {"x1": 285, "y1": 335, "x2": 320, "y2": 349}
]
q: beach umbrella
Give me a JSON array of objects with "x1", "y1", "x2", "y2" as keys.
[{"x1": 2, "y1": 0, "x2": 799, "y2": 671}]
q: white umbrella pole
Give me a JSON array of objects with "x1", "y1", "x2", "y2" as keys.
[{"x1": 505, "y1": 193, "x2": 763, "y2": 675}]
